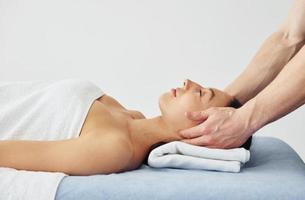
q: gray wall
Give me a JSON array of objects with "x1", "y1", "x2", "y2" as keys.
[{"x1": 1, "y1": 0, "x2": 304, "y2": 161}]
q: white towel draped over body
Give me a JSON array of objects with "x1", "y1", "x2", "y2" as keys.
[
  {"x1": 148, "y1": 141, "x2": 250, "y2": 173},
  {"x1": 0, "y1": 79, "x2": 105, "y2": 200}
]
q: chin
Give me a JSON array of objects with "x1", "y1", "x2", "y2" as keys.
[
  {"x1": 159, "y1": 91, "x2": 167, "y2": 101},
  {"x1": 158, "y1": 94, "x2": 166, "y2": 114},
  {"x1": 159, "y1": 92, "x2": 173, "y2": 115}
]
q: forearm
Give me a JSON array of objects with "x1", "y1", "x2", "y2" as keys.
[
  {"x1": 0, "y1": 136, "x2": 132, "y2": 175},
  {"x1": 225, "y1": 0, "x2": 305, "y2": 104},
  {"x1": 225, "y1": 31, "x2": 304, "y2": 104},
  {"x1": 240, "y1": 45, "x2": 305, "y2": 132},
  {"x1": 0, "y1": 139, "x2": 82, "y2": 173}
]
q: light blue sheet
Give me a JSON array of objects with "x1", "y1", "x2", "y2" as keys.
[{"x1": 55, "y1": 136, "x2": 305, "y2": 200}]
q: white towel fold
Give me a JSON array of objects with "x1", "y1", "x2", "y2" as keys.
[
  {"x1": 0, "y1": 167, "x2": 66, "y2": 200},
  {"x1": 147, "y1": 141, "x2": 250, "y2": 173}
]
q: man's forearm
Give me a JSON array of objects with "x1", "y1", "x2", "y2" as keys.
[
  {"x1": 240, "y1": 44, "x2": 305, "y2": 132},
  {"x1": 225, "y1": 0, "x2": 305, "y2": 105},
  {"x1": 225, "y1": 31, "x2": 304, "y2": 105}
]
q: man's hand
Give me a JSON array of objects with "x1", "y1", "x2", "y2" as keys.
[{"x1": 178, "y1": 107, "x2": 255, "y2": 149}]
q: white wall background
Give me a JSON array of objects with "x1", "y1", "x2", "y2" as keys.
[{"x1": 1, "y1": 0, "x2": 304, "y2": 161}]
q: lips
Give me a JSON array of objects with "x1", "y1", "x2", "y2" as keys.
[{"x1": 171, "y1": 88, "x2": 176, "y2": 97}]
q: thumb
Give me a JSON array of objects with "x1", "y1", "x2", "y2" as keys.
[{"x1": 185, "y1": 110, "x2": 209, "y2": 121}]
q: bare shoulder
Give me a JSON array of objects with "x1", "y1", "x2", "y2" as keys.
[{"x1": 97, "y1": 94, "x2": 127, "y2": 110}]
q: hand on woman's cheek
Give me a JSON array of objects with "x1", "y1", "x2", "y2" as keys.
[{"x1": 159, "y1": 79, "x2": 235, "y2": 137}]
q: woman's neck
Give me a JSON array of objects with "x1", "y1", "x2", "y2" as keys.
[{"x1": 127, "y1": 116, "x2": 182, "y2": 152}]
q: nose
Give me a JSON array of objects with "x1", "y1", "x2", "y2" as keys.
[
  {"x1": 183, "y1": 79, "x2": 202, "y2": 90},
  {"x1": 183, "y1": 79, "x2": 190, "y2": 90}
]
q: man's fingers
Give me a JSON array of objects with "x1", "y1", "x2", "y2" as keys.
[
  {"x1": 181, "y1": 135, "x2": 212, "y2": 146},
  {"x1": 203, "y1": 145, "x2": 222, "y2": 149},
  {"x1": 179, "y1": 124, "x2": 209, "y2": 138},
  {"x1": 185, "y1": 111, "x2": 209, "y2": 121}
]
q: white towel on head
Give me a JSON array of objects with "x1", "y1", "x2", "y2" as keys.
[{"x1": 147, "y1": 141, "x2": 250, "y2": 173}]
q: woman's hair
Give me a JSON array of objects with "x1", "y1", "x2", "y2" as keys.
[{"x1": 143, "y1": 97, "x2": 252, "y2": 165}]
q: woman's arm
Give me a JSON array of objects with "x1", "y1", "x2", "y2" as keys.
[
  {"x1": 225, "y1": 0, "x2": 305, "y2": 105},
  {"x1": 0, "y1": 134, "x2": 133, "y2": 175}
]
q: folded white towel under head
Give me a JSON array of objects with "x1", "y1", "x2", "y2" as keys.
[{"x1": 147, "y1": 141, "x2": 250, "y2": 173}]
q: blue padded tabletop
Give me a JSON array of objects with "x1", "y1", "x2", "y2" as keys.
[{"x1": 55, "y1": 136, "x2": 305, "y2": 200}]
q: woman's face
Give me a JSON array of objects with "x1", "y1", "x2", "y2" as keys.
[{"x1": 159, "y1": 79, "x2": 234, "y2": 131}]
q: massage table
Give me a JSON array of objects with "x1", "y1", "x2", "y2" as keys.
[{"x1": 55, "y1": 136, "x2": 305, "y2": 200}]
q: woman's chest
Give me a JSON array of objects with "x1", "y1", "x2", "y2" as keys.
[
  {"x1": 78, "y1": 97, "x2": 148, "y2": 168},
  {"x1": 79, "y1": 100, "x2": 131, "y2": 138}
]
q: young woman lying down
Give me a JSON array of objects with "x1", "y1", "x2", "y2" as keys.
[{"x1": 0, "y1": 79, "x2": 251, "y2": 175}]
